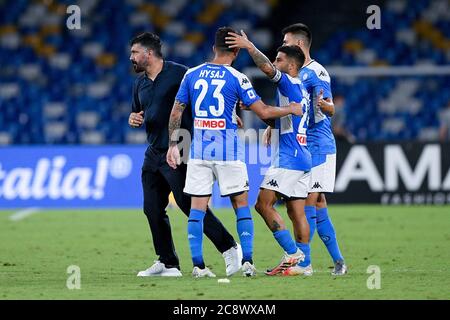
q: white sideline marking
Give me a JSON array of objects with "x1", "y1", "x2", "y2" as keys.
[{"x1": 9, "y1": 207, "x2": 40, "y2": 221}]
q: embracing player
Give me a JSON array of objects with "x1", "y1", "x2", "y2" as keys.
[
  {"x1": 226, "y1": 31, "x2": 311, "y2": 275},
  {"x1": 166, "y1": 27, "x2": 303, "y2": 278},
  {"x1": 282, "y1": 23, "x2": 347, "y2": 276}
]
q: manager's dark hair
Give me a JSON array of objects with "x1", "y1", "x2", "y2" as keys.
[
  {"x1": 277, "y1": 45, "x2": 305, "y2": 69},
  {"x1": 130, "y1": 32, "x2": 163, "y2": 58},
  {"x1": 215, "y1": 26, "x2": 238, "y2": 53},
  {"x1": 282, "y1": 23, "x2": 312, "y2": 48}
]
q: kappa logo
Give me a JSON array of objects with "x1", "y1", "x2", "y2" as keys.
[
  {"x1": 318, "y1": 70, "x2": 327, "y2": 78},
  {"x1": 240, "y1": 231, "x2": 252, "y2": 237},
  {"x1": 240, "y1": 76, "x2": 252, "y2": 90},
  {"x1": 266, "y1": 179, "x2": 279, "y2": 188},
  {"x1": 188, "y1": 234, "x2": 196, "y2": 239},
  {"x1": 312, "y1": 182, "x2": 322, "y2": 189}
]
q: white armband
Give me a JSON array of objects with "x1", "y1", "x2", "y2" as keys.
[{"x1": 270, "y1": 69, "x2": 282, "y2": 83}]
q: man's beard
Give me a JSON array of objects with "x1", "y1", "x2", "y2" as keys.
[{"x1": 132, "y1": 62, "x2": 144, "y2": 73}]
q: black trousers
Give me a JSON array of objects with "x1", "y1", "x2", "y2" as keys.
[{"x1": 141, "y1": 148, "x2": 235, "y2": 267}]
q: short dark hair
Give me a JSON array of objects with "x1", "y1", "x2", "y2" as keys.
[
  {"x1": 281, "y1": 23, "x2": 312, "y2": 47},
  {"x1": 130, "y1": 32, "x2": 162, "y2": 58},
  {"x1": 277, "y1": 45, "x2": 305, "y2": 70},
  {"x1": 215, "y1": 26, "x2": 237, "y2": 52}
]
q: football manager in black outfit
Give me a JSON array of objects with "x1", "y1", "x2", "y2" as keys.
[{"x1": 128, "y1": 32, "x2": 241, "y2": 277}]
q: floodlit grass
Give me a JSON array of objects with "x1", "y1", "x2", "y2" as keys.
[{"x1": 0, "y1": 205, "x2": 449, "y2": 299}]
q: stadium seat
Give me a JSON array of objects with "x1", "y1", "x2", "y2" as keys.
[{"x1": 0, "y1": 0, "x2": 448, "y2": 144}]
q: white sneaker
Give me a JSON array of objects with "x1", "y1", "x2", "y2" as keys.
[
  {"x1": 241, "y1": 261, "x2": 256, "y2": 277},
  {"x1": 192, "y1": 266, "x2": 216, "y2": 278},
  {"x1": 222, "y1": 243, "x2": 242, "y2": 276},
  {"x1": 331, "y1": 260, "x2": 348, "y2": 276},
  {"x1": 282, "y1": 264, "x2": 313, "y2": 276},
  {"x1": 137, "y1": 260, "x2": 182, "y2": 277}
]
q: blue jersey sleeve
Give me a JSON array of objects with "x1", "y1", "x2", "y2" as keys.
[
  {"x1": 175, "y1": 73, "x2": 190, "y2": 105},
  {"x1": 276, "y1": 72, "x2": 302, "y2": 103},
  {"x1": 234, "y1": 73, "x2": 260, "y2": 106},
  {"x1": 311, "y1": 70, "x2": 332, "y2": 100}
]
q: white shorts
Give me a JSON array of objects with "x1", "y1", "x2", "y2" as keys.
[
  {"x1": 184, "y1": 159, "x2": 249, "y2": 197},
  {"x1": 261, "y1": 167, "x2": 311, "y2": 199},
  {"x1": 309, "y1": 153, "x2": 336, "y2": 193}
]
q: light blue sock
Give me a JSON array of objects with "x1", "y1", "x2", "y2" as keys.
[
  {"x1": 316, "y1": 207, "x2": 344, "y2": 263},
  {"x1": 299, "y1": 206, "x2": 316, "y2": 267},
  {"x1": 235, "y1": 206, "x2": 254, "y2": 263},
  {"x1": 296, "y1": 242, "x2": 310, "y2": 266},
  {"x1": 305, "y1": 206, "x2": 317, "y2": 242},
  {"x1": 188, "y1": 209, "x2": 206, "y2": 267},
  {"x1": 273, "y1": 229, "x2": 297, "y2": 255}
]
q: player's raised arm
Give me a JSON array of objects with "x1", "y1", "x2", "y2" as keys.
[
  {"x1": 167, "y1": 99, "x2": 187, "y2": 169},
  {"x1": 226, "y1": 30, "x2": 277, "y2": 79},
  {"x1": 248, "y1": 99, "x2": 302, "y2": 120}
]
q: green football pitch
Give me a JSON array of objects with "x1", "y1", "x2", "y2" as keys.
[{"x1": 0, "y1": 205, "x2": 449, "y2": 300}]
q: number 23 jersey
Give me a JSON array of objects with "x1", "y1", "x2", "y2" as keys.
[{"x1": 175, "y1": 63, "x2": 261, "y2": 161}]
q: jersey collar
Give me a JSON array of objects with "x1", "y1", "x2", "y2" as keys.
[{"x1": 302, "y1": 59, "x2": 315, "y2": 69}]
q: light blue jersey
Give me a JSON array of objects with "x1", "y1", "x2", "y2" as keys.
[
  {"x1": 176, "y1": 63, "x2": 261, "y2": 161},
  {"x1": 271, "y1": 70, "x2": 311, "y2": 172},
  {"x1": 299, "y1": 60, "x2": 336, "y2": 162}
]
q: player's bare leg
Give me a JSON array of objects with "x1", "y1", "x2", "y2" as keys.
[
  {"x1": 315, "y1": 192, "x2": 327, "y2": 209},
  {"x1": 191, "y1": 196, "x2": 209, "y2": 212},
  {"x1": 255, "y1": 189, "x2": 304, "y2": 275},
  {"x1": 306, "y1": 191, "x2": 321, "y2": 207},
  {"x1": 286, "y1": 198, "x2": 309, "y2": 244},
  {"x1": 230, "y1": 191, "x2": 248, "y2": 209},
  {"x1": 255, "y1": 189, "x2": 286, "y2": 232}
]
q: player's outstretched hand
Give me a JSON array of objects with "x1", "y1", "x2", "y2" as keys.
[
  {"x1": 225, "y1": 30, "x2": 253, "y2": 50},
  {"x1": 167, "y1": 145, "x2": 181, "y2": 169},
  {"x1": 289, "y1": 102, "x2": 304, "y2": 116},
  {"x1": 129, "y1": 111, "x2": 144, "y2": 128}
]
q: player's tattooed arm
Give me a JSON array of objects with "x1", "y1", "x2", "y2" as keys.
[
  {"x1": 248, "y1": 46, "x2": 277, "y2": 79},
  {"x1": 225, "y1": 30, "x2": 276, "y2": 79},
  {"x1": 168, "y1": 100, "x2": 187, "y2": 147}
]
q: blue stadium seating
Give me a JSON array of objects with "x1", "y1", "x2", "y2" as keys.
[{"x1": 0, "y1": 0, "x2": 448, "y2": 144}]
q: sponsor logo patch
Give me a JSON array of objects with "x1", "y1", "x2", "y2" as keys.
[
  {"x1": 194, "y1": 118, "x2": 226, "y2": 130},
  {"x1": 296, "y1": 134, "x2": 307, "y2": 146}
]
